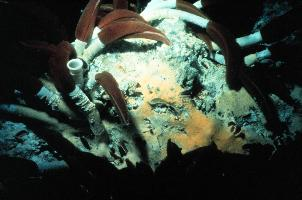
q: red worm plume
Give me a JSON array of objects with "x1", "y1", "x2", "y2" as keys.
[
  {"x1": 206, "y1": 21, "x2": 242, "y2": 90},
  {"x1": 75, "y1": 0, "x2": 100, "y2": 42},
  {"x1": 96, "y1": 3, "x2": 114, "y2": 22},
  {"x1": 95, "y1": 71, "x2": 129, "y2": 124},
  {"x1": 97, "y1": 9, "x2": 147, "y2": 29},
  {"x1": 98, "y1": 20, "x2": 169, "y2": 45},
  {"x1": 124, "y1": 31, "x2": 171, "y2": 45},
  {"x1": 48, "y1": 41, "x2": 76, "y2": 93}
]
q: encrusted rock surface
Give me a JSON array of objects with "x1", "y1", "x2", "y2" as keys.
[{"x1": 1, "y1": 9, "x2": 301, "y2": 170}]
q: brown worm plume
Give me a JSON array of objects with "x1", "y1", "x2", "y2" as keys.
[
  {"x1": 124, "y1": 31, "x2": 170, "y2": 45},
  {"x1": 48, "y1": 41, "x2": 76, "y2": 93},
  {"x1": 98, "y1": 20, "x2": 168, "y2": 45},
  {"x1": 75, "y1": 0, "x2": 100, "y2": 42},
  {"x1": 98, "y1": 9, "x2": 147, "y2": 29},
  {"x1": 206, "y1": 21, "x2": 242, "y2": 90},
  {"x1": 95, "y1": 71, "x2": 129, "y2": 124},
  {"x1": 239, "y1": 68, "x2": 284, "y2": 136}
]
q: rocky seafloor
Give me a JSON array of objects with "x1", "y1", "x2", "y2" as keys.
[
  {"x1": 1, "y1": 1, "x2": 302, "y2": 199},
  {"x1": 1, "y1": 12, "x2": 301, "y2": 171}
]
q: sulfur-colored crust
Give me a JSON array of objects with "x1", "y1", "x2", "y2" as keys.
[
  {"x1": 95, "y1": 71, "x2": 129, "y2": 124},
  {"x1": 98, "y1": 9, "x2": 147, "y2": 29},
  {"x1": 206, "y1": 21, "x2": 242, "y2": 90},
  {"x1": 113, "y1": 0, "x2": 128, "y2": 9},
  {"x1": 123, "y1": 31, "x2": 171, "y2": 45},
  {"x1": 48, "y1": 41, "x2": 76, "y2": 93},
  {"x1": 98, "y1": 20, "x2": 167, "y2": 45},
  {"x1": 75, "y1": 0, "x2": 100, "y2": 42}
]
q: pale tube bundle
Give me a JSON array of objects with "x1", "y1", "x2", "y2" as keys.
[{"x1": 68, "y1": 85, "x2": 106, "y2": 136}]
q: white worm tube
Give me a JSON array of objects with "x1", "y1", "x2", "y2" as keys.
[
  {"x1": 212, "y1": 53, "x2": 225, "y2": 65},
  {"x1": 68, "y1": 86, "x2": 105, "y2": 136},
  {"x1": 142, "y1": 0, "x2": 177, "y2": 13},
  {"x1": 72, "y1": 39, "x2": 87, "y2": 57},
  {"x1": 0, "y1": 104, "x2": 79, "y2": 134},
  {"x1": 256, "y1": 48, "x2": 272, "y2": 61},
  {"x1": 236, "y1": 31, "x2": 263, "y2": 48},
  {"x1": 141, "y1": 8, "x2": 209, "y2": 28},
  {"x1": 67, "y1": 58, "x2": 84, "y2": 88},
  {"x1": 89, "y1": 26, "x2": 102, "y2": 43},
  {"x1": 36, "y1": 86, "x2": 78, "y2": 119},
  {"x1": 193, "y1": 1, "x2": 202, "y2": 9},
  {"x1": 81, "y1": 38, "x2": 106, "y2": 63},
  {"x1": 244, "y1": 48, "x2": 272, "y2": 66}
]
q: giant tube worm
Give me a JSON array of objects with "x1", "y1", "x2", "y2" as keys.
[
  {"x1": 98, "y1": 20, "x2": 169, "y2": 44},
  {"x1": 97, "y1": 9, "x2": 147, "y2": 29},
  {"x1": 82, "y1": 19, "x2": 170, "y2": 62},
  {"x1": 95, "y1": 71, "x2": 129, "y2": 124},
  {"x1": 142, "y1": 0, "x2": 208, "y2": 19},
  {"x1": 48, "y1": 41, "x2": 76, "y2": 93},
  {"x1": 141, "y1": 8, "x2": 242, "y2": 90},
  {"x1": 239, "y1": 68, "x2": 284, "y2": 136},
  {"x1": 206, "y1": 21, "x2": 242, "y2": 90},
  {"x1": 18, "y1": 41, "x2": 78, "y2": 119},
  {"x1": 0, "y1": 104, "x2": 80, "y2": 135},
  {"x1": 49, "y1": 41, "x2": 106, "y2": 136},
  {"x1": 74, "y1": 0, "x2": 100, "y2": 56},
  {"x1": 123, "y1": 31, "x2": 171, "y2": 45},
  {"x1": 90, "y1": 9, "x2": 149, "y2": 41}
]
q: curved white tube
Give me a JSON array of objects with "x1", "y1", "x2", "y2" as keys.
[
  {"x1": 256, "y1": 48, "x2": 271, "y2": 60},
  {"x1": 213, "y1": 53, "x2": 225, "y2": 65},
  {"x1": 36, "y1": 86, "x2": 78, "y2": 119},
  {"x1": 67, "y1": 58, "x2": 84, "y2": 87},
  {"x1": 142, "y1": 0, "x2": 177, "y2": 13},
  {"x1": 90, "y1": 26, "x2": 102, "y2": 42},
  {"x1": 81, "y1": 38, "x2": 106, "y2": 63},
  {"x1": 141, "y1": 8, "x2": 209, "y2": 28},
  {"x1": 68, "y1": 85, "x2": 106, "y2": 136},
  {"x1": 244, "y1": 48, "x2": 272, "y2": 66},
  {"x1": 236, "y1": 31, "x2": 263, "y2": 48},
  {"x1": 72, "y1": 39, "x2": 87, "y2": 56},
  {"x1": 142, "y1": 0, "x2": 203, "y2": 13}
]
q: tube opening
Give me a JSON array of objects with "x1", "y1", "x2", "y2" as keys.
[{"x1": 67, "y1": 58, "x2": 84, "y2": 71}]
